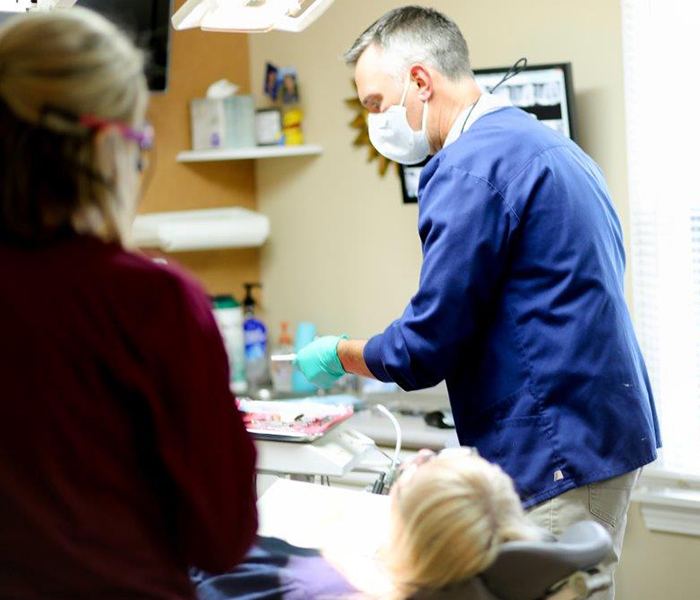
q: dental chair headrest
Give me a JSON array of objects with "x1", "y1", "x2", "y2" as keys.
[
  {"x1": 412, "y1": 520, "x2": 613, "y2": 600},
  {"x1": 481, "y1": 520, "x2": 613, "y2": 600}
]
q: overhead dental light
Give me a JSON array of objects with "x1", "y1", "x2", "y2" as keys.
[
  {"x1": 171, "y1": 0, "x2": 334, "y2": 33},
  {"x1": 0, "y1": 0, "x2": 76, "y2": 12}
]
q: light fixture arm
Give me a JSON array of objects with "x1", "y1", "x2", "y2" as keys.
[{"x1": 274, "y1": 0, "x2": 333, "y2": 33}]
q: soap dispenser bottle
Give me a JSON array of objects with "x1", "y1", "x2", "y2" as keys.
[
  {"x1": 211, "y1": 294, "x2": 247, "y2": 395},
  {"x1": 242, "y1": 283, "x2": 269, "y2": 391}
]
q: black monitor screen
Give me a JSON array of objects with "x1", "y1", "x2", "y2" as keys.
[
  {"x1": 474, "y1": 62, "x2": 576, "y2": 142},
  {"x1": 77, "y1": 0, "x2": 172, "y2": 92}
]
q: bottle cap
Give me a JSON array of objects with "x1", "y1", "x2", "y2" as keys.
[{"x1": 279, "y1": 321, "x2": 293, "y2": 345}]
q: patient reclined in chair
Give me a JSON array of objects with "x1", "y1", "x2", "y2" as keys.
[
  {"x1": 192, "y1": 520, "x2": 612, "y2": 600},
  {"x1": 193, "y1": 449, "x2": 614, "y2": 600}
]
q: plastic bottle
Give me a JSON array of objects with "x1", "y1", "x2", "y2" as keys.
[
  {"x1": 270, "y1": 322, "x2": 294, "y2": 394},
  {"x1": 292, "y1": 321, "x2": 318, "y2": 394},
  {"x1": 211, "y1": 295, "x2": 247, "y2": 394},
  {"x1": 242, "y1": 283, "x2": 270, "y2": 391}
]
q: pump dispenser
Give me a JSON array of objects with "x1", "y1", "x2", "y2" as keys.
[
  {"x1": 242, "y1": 283, "x2": 269, "y2": 390},
  {"x1": 243, "y1": 283, "x2": 262, "y2": 317}
]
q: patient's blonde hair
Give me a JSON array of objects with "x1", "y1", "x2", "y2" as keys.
[
  {"x1": 387, "y1": 451, "x2": 538, "y2": 598},
  {"x1": 0, "y1": 7, "x2": 148, "y2": 245}
]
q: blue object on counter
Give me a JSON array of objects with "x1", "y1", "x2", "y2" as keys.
[
  {"x1": 243, "y1": 283, "x2": 268, "y2": 390},
  {"x1": 292, "y1": 321, "x2": 318, "y2": 393}
]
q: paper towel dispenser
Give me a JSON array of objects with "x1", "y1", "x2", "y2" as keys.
[{"x1": 132, "y1": 207, "x2": 270, "y2": 252}]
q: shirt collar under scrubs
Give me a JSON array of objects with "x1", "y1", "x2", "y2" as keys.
[{"x1": 443, "y1": 91, "x2": 513, "y2": 148}]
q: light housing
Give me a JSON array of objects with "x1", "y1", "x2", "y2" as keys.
[
  {"x1": 0, "y1": 0, "x2": 77, "y2": 12},
  {"x1": 171, "y1": 0, "x2": 334, "y2": 33}
]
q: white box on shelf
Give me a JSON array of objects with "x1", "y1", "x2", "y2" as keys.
[
  {"x1": 223, "y1": 95, "x2": 256, "y2": 148},
  {"x1": 189, "y1": 96, "x2": 256, "y2": 150},
  {"x1": 189, "y1": 98, "x2": 226, "y2": 150}
]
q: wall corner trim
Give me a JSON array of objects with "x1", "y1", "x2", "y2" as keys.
[{"x1": 632, "y1": 483, "x2": 700, "y2": 537}]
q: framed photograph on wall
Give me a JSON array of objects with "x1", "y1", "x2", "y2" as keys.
[
  {"x1": 399, "y1": 62, "x2": 576, "y2": 204},
  {"x1": 399, "y1": 156, "x2": 432, "y2": 204},
  {"x1": 400, "y1": 161, "x2": 427, "y2": 204},
  {"x1": 474, "y1": 62, "x2": 576, "y2": 141},
  {"x1": 255, "y1": 108, "x2": 283, "y2": 145}
]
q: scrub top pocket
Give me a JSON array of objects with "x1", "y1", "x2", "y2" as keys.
[{"x1": 493, "y1": 414, "x2": 559, "y2": 502}]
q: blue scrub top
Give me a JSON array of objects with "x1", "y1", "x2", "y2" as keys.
[{"x1": 364, "y1": 107, "x2": 660, "y2": 507}]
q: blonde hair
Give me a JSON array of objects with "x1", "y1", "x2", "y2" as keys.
[
  {"x1": 387, "y1": 451, "x2": 539, "y2": 598},
  {"x1": 0, "y1": 7, "x2": 148, "y2": 245}
]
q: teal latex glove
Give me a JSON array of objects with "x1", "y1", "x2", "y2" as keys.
[{"x1": 295, "y1": 335, "x2": 348, "y2": 389}]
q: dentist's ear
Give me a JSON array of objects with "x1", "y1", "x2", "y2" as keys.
[{"x1": 409, "y1": 64, "x2": 434, "y2": 102}]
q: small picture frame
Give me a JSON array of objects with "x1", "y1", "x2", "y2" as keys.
[
  {"x1": 255, "y1": 108, "x2": 283, "y2": 146},
  {"x1": 264, "y1": 62, "x2": 280, "y2": 101},
  {"x1": 279, "y1": 67, "x2": 299, "y2": 105},
  {"x1": 399, "y1": 160, "x2": 429, "y2": 203}
]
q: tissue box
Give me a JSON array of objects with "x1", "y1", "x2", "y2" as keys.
[
  {"x1": 190, "y1": 98, "x2": 225, "y2": 150},
  {"x1": 223, "y1": 95, "x2": 256, "y2": 148},
  {"x1": 190, "y1": 95, "x2": 256, "y2": 150}
]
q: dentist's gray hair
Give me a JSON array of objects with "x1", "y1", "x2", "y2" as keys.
[{"x1": 343, "y1": 6, "x2": 472, "y2": 81}]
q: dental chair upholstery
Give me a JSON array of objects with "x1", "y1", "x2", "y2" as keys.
[{"x1": 414, "y1": 521, "x2": 613, "y2": 600}]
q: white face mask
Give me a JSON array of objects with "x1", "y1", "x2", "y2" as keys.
[{"x1": 367, "y1": 75, "x2": 430, "y2": 165}]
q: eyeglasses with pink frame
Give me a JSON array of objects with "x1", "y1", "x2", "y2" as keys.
[{"x1": 79, "y1": 114, "x2": 154, "y2": 151}]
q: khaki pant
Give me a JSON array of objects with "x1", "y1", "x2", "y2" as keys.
[{"x1": 527, "y1": 469, "x2": 641, "y2": 600}]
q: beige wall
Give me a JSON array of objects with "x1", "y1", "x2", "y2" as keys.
[
  {"x1": 617, "y1": 504, "x2": 700, "y2": 599},
  {"x1": 249, "y1": 0, "x2": 629, "y2": 339},
  {"x1": 249, "y1": 1, "x2": 700, "y2": 597},
  {"x1": 143, "y1": 0, "x2": 260, "y2": 296}
]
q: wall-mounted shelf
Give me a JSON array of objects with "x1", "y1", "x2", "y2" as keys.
[{"x1": 176, "y1": 144, "x2": 323, "y2": 163}]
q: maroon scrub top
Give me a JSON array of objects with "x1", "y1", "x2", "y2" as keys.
[{"x1": 0, "y1": 234, "x2": 257, "y2": 599}]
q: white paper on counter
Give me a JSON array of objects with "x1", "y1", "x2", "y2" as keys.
[
  {"x1": 258, "y1": 479, "x2": 391, "y2": 552},
  {"x1": 257, "y1": 479, "x2": 394, "y2": 595}
]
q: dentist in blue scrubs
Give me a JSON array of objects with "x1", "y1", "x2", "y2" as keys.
[{"x1": 297, "y1": 6, "x2": 659, "y2": 598}]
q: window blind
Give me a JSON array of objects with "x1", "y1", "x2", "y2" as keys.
[{"x1": 621, "y1": 0, "x2": 700, "y2": 475}]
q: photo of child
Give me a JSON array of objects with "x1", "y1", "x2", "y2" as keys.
[
  {"x1": 279, "y1": 68, "x2": 299, "y2": 104},
  {"x1": 264, "y1": 62, "x2": 279, "y2": 101}
]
